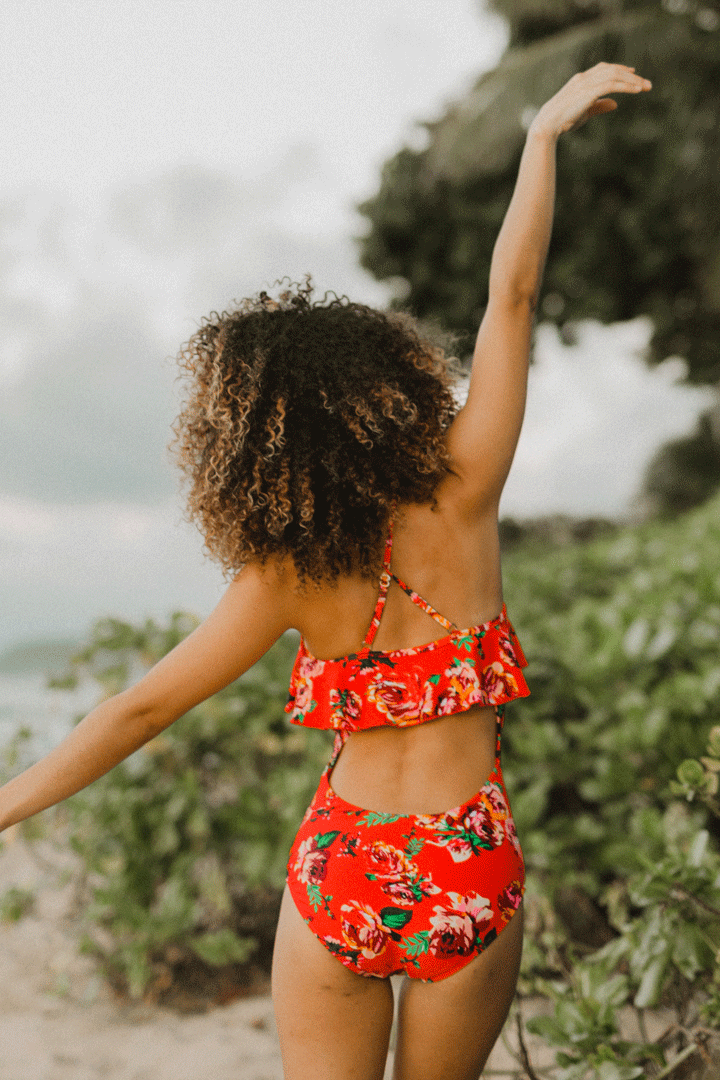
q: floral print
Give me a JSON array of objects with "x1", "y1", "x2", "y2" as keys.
[
  {"x1": 284, "y1": 516, "x2": 529, "y2": 981},
  {"x1": 428, "y1": 892, "x2": 494, "y2": 958},
  {"x1": 416, "y1": 791, "x2": 508, "y2": 862},
  {"x1": 286, "y1": 608, "x2": 530, "y2": 730},
  {"x1": 286, "y1": 707, "x2": 525, "y2": 982}
]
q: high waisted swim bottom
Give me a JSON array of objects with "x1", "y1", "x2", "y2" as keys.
[{"x1": 286, "y1": 708, "x2": 524, "y2": 982}]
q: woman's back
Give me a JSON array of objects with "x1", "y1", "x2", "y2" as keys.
[
  {"x1": 285, "y1": 493, "x2": 511, "y2": 816},
  {"x1": 290, "y1": 496, "x2": 504, "y2": 661}
]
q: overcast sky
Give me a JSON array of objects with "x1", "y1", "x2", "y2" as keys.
[{"x1": 0, "y1": 0, "x2": 715, "y2": 651}]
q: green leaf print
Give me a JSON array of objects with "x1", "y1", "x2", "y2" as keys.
[
  {"x1": 306, "y1": 883, "x2": 323, "y2": 910},
  {"x1": 456, "y1": 635, "x2": 475, "y2": 652},
  {"x1": 404, "y1": 837, "x2": 425, "y2": 857},
  {"x1": 449, "y1": 654, "x2": 476, "y2": 669},
  {"x1": 401, "y1": 931, "x2": 430, "y2": 957},
  {"x1": 314, "y1": 830, "x2": 341, "y2": 849},
  {"x1": 380, "y1": 907, "x2": 413, "y2": 930},
  {"x1": 427, "y1": 673, "x2": 441, "y2": 685},
  {"x1": 358, "y1": 811, "x2": 403, "y2": 827}
]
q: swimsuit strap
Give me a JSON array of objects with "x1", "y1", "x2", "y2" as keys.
[
  {"x1": 362, "y1": 520, "x2": 394, "y2": 648},
  {"x1": 390, "y1": 572, "x2": 457, "y2": 633},
  {"x1": 362, "y1": 513, "x2": 457, "y2": 648}
]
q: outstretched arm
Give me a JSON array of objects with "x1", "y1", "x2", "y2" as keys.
[
  {"x1": 0, "y1": 562, "x2": 294, "y2": 832},
  {"x1": 446, "y1": 63, "x2": 652, "y2": 512}
]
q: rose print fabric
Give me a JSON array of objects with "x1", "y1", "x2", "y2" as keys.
[
  {"x1": 285, "y1": 515, "x2": 529, "y2": 979},
  {"x1": 285, "y1": 523, "x2": 530, "y2": 733},
  {"x1": 286, "y1": 707, "x2": 525, "y2": 981}
]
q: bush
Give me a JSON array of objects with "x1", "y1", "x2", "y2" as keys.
[
  {"x1": 60, "y1": 615, "x2": 330, "y2": 1000},
  {"x1": 499, "y1": 492, "x2": 720, "y2": 1077},
  {"x1": 500, "y1": 490, "x2": 720, "y2": 903}
]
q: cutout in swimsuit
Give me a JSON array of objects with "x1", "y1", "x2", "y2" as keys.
[{"x1": 285, "y1": 518, "x2": 528, "y2": 981}]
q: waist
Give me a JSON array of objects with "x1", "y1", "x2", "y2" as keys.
[{"x1": 326, "y1": 704, "x2": 500, "y2": 816}]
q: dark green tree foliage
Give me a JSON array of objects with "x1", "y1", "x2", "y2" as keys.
[
  {"x1": 642, "y1": 402, "x2": 720, "y2": 516},
  {"x1": 487, "y1": 0, "x2": 654, "y2": 47},
  {"x1": 359, "y1": 0, "x2": 720, "y2": 387}
]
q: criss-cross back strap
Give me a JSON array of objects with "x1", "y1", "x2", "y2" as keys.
[
  {"x1": 362, "y1": 526, "x2": 394, "y2": 649},
  {"x1": 362, "y1": 515, "x2": 457, "y2": 649},
  {"x1": 389, "y1": 572, "x2": 456, "y2": 633}
]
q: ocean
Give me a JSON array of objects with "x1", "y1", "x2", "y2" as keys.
[{"x1": 0, "y1": 660, "x2": 100, "y2": 772}]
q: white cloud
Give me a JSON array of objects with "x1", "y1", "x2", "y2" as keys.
[
  {"x1": 0, "y1": 496, "x2": 224, "y2": 651},
  {"x1": 500, "y1": 319, "x2": 717, "y2": 519}
]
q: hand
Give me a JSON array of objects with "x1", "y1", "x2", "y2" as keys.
[{"x1": 529, "y1": 62, "x2": 652, "y2": 140}]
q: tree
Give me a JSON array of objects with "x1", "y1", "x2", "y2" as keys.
[{"x1": 357, "y1": 0, "x2": 720, "y2": 514}]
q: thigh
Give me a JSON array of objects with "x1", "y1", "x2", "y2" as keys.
[
  {"x1": 392, "y1": 903, "x2": 524, "y2": 1080},
  {"x1": 272, "y1": 885, "x2": 395, "y2": 1080}
]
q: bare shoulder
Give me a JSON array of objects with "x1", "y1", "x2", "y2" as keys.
[{"x1": 396, "y1": 496, "x2": 501, "y2": 561}]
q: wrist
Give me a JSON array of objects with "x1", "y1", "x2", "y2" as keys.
[{"x1": 526, "y1": 111, "x2": 560, "y2": 145}]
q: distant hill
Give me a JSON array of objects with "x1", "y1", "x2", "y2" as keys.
[{"x1": 0, "y1": 639, "x2": 80, "y2": 675}]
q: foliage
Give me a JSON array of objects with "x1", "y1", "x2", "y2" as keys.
[
  {"x1": 359, "y1": 1, "x2": 720, "y2": 383},
  {"x1": 359, "y1": 0, "x2": 720, "y2": 512},
  {"x1": 500, "y1": 489, "x2": 720, "y2": 901},
  {"x1": 524, "y1": 799, "x2": 720, "y2": 1077},
  {"x1": 58, "y1": 614, "x2": 330, "y2": 999},
  {"x1": 641, "y1": 405, "x2": 720, "y2": 519},
  {"x1": 0, "y1": 886, "x2": 35, "y2": 922},
  {"x1": 499, "y1": 492, "x2": 720, "y2": 1077},
  {"x1": 485, "y1": 0, "x2": 662, "y2": 48}
]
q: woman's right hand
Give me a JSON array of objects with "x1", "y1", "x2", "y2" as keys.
[{"x1": 529, "y1": 62, "x2": 652, "y2": 140}]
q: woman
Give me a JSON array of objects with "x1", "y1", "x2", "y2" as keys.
[{"x1": 0, "y1": 64, "x2": 650, "y2": 1079}]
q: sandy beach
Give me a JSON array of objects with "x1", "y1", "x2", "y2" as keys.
[{"x1": 0, "y1": 825, "x2": 561, "y2": 1080}]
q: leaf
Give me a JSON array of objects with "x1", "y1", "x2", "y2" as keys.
[
  {"x1": 633, "y1": 951, "x2": 672, "y2": 1009},
  {"x1": 593, "y1": 973, "x2": 630, "y2": 1010},
  {"x1": 689, "y1": 829, "x2": 709, "y2": 868},
  {"x1": 623, "y1": 618, "x2": 649, "y2": 659},
  {"x1": 380, "y1": 907, "x2": 413, "y2": 930},
  {"x1": 314, "y1": 830, "x2": 341, "y2": 850},
  {"x1": 595, "y1": 1063, "x2": 644, "y2": 1080},
  {"x1": 190, "y1": 929, "x2": 256, "y2": 966},
  {"x1": 677, "y1": 759, "x2": 705, "y2": 787},
  {"x1": 401, "y1": 931, "x2": 430, "y2": 957},
  {"x1": 358, "y1": 812, "x2": 403, "y2": 827},
  {"x1": 306, "y1": 884, "x2": 323, "y2": 910},
  {"x1": 671, "y1": 921, "x2": 715, "y2": 980},
  {"x1": 525, "y1": 1014, "x2": 568, "y2": 1047}
]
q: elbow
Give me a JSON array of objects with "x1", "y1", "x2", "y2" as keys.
[
  {"x1": 489, "y1": 286, "x2": 539, "y2": 313},
  {"x1": 487, "y1": 268, "x2": 540, "y2": 310},
  {"x1": 118, "y1": 685, "x2": 180, "y2": 742}
]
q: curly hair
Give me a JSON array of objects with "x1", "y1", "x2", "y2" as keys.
[{"x1": 171, "y1": 276, "x2": 462, "y2": 584}]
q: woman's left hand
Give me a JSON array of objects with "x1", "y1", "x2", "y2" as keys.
[{"x1": 529, "y1": 62, "x2": 652, "y2": 140}]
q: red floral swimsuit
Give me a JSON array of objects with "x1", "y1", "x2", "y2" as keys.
[{"x1": 285, "y1": 521, "x2": 530, "y2": 982}]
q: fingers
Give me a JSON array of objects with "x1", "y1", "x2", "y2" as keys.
[{"x1": 582, "y1": 61, "x2": 652, "y2": 92}]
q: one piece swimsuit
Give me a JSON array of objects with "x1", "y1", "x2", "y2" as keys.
[{"x1": 284, "y1": 518, "x2": 530, "y2": 982}]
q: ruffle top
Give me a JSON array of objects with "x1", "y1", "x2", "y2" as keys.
[{"x1": 285, "y1": 520, "x2": 530, "y2": 733}]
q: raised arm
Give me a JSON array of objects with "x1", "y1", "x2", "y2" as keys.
[
  {"x1": 446, "y1": 63, "x2": 652, "y2": 512},
  {"x1": 0, "y1": 562, "x2": 294, "y2": 832}
]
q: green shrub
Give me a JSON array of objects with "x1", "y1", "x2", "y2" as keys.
[
  {"x1": 61, "y1": 615, "x2": 330, "y2": 998},
  {"x1": 501, "y1": 490, "x2": 720, "y2": 900}
]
